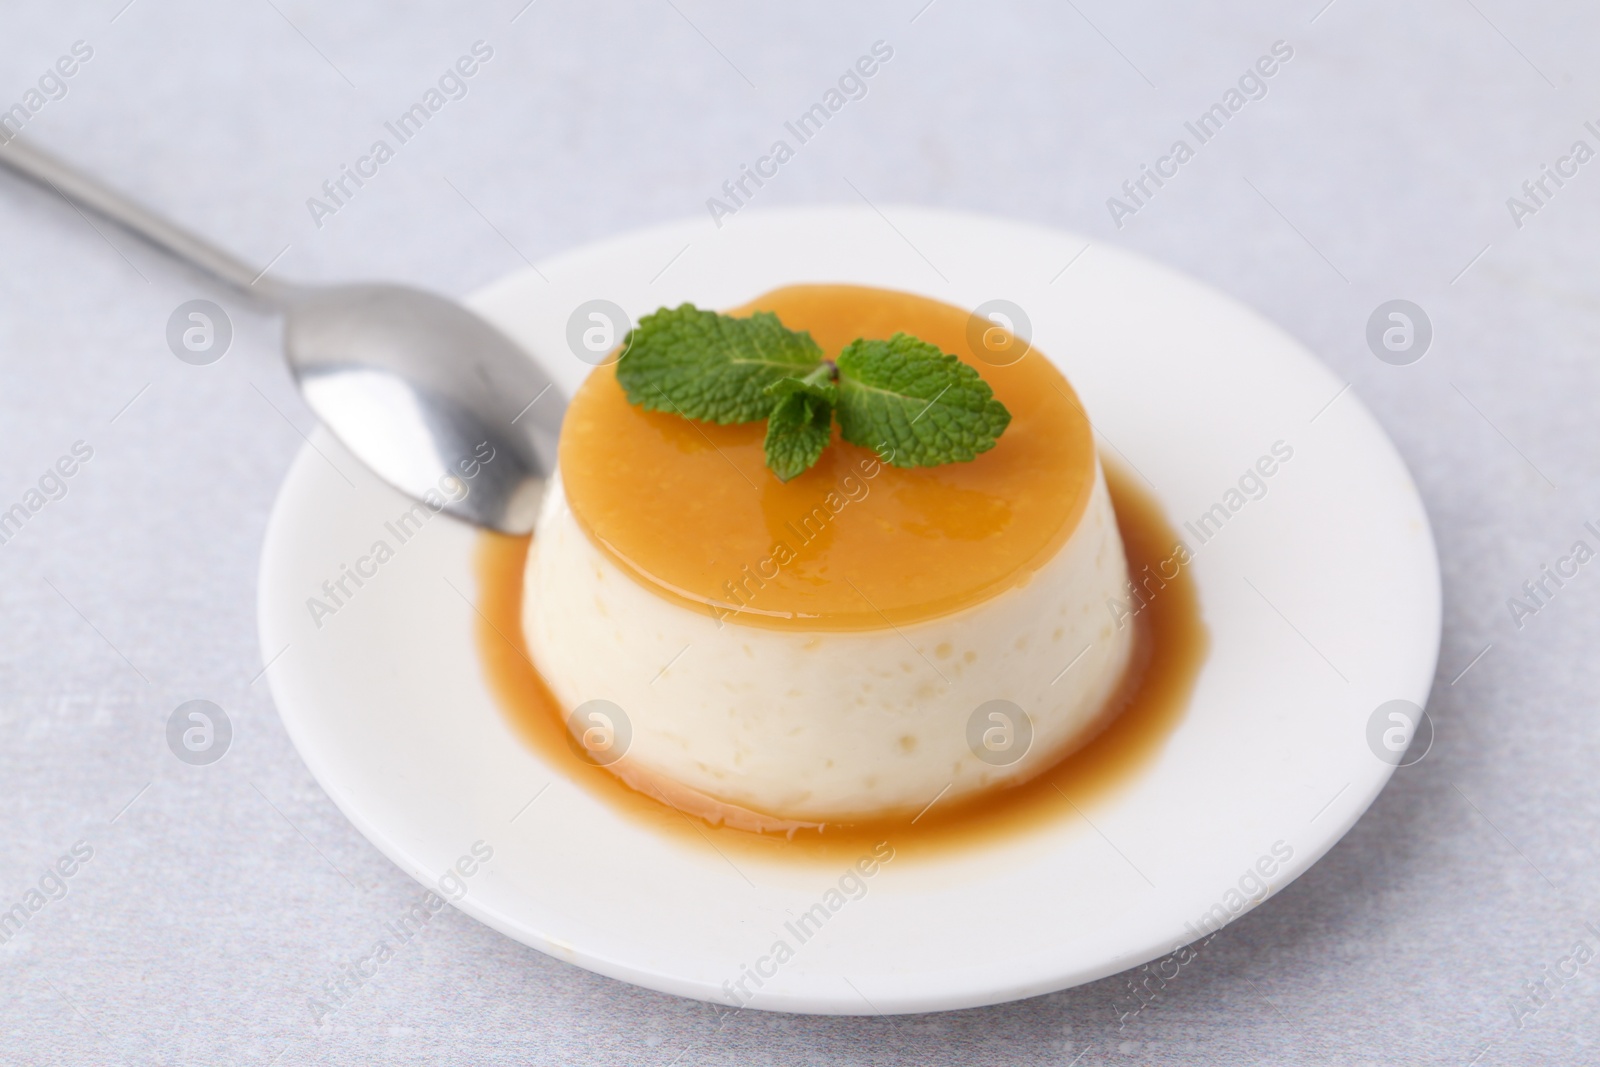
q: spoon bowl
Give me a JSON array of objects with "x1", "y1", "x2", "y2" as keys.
[{"x1": 286, "y1": 284, "x2": 560, "y2": 533}]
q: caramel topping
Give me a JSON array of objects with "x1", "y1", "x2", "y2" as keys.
[{"x1": 558, "y1": 285, "x2": 1096, "y2": 630}]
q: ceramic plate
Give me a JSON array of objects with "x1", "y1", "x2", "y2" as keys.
[{"x1": 257, "y1": 206, "x2": 1440, "y2": 1014}]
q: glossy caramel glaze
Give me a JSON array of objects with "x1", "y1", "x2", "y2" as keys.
[{"x1": 556, "y1": 285, "x2": 1098, "y2": 629}]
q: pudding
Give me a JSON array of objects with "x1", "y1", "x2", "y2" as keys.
[{"x1": 521, "y1": 285, "x2": 1134, "y2": 823}]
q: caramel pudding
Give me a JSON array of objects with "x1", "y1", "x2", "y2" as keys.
[{"x1": 519, "y1": 285, "x2": 1139, "y2": 823}]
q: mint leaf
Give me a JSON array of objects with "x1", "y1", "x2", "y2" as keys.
[
  {"x1": 615, "y1": 304, "x2": 823, "y2": 424},
  {"x1": 762, "y1": 362, "x2": 839, "y2": 480},
  {"x1": 834, "y1": 334, "x2": 1011, "y2": 467},
  {"x1": 764, "y1": 391, "x2": 834, "y2": 481}
]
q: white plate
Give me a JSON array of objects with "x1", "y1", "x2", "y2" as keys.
[{"x1": 258, "y1": 206, "x2": 1440, "y2": 1015}]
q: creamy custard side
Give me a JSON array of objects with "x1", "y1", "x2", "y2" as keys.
[
  {"x1": 521, "y1": 285, "x2": 1136, "y2": 822},
  {"x1": 525, "y1": 466, "x2": 1132, "y2": 820}
]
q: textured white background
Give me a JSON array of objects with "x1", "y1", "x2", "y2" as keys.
[{"x1": 1, "y1": 1, "x2": 1597, "y2": 1064}]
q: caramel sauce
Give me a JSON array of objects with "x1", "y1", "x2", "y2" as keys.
[
  {"x1": 556, "y1": 285, "x2": 1098, "y2": 629},
  {"x1": 475, "y1": 460, "x2": 1207, "y2": 864},
  {"x1": 470, "y1": 285, "x2": 1207, "y2": 862}
]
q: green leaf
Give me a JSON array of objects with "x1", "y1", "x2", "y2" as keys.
[
  {"x1": 614, "y1": 304, "x2": 823, "y2": 424},
  {"x1": 763, "y1": 390, "x2": 834, "y2": 481},
  {"x1": 762, "y1": 363, "x2": 840, "y2": 480},
  {"x1": 834, "y1": 334, "x2": 1011, "y2": 467}
]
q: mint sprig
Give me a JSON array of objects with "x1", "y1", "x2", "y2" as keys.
[{"x1": 615, "y1": 304, "x2": 1012, "y2": 481}]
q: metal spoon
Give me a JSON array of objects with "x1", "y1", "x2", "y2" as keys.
[{"x1": 0, "y1": 136, "x2": 563, "y2": 534}]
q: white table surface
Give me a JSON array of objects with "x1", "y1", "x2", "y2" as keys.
[{"x1": 1, "y1": 2, "x2": 1596, "y2": 1064}]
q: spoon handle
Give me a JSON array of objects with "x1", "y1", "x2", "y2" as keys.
[{"x1": 0, "y1": 135, "x2": 293, "y2": 305}]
